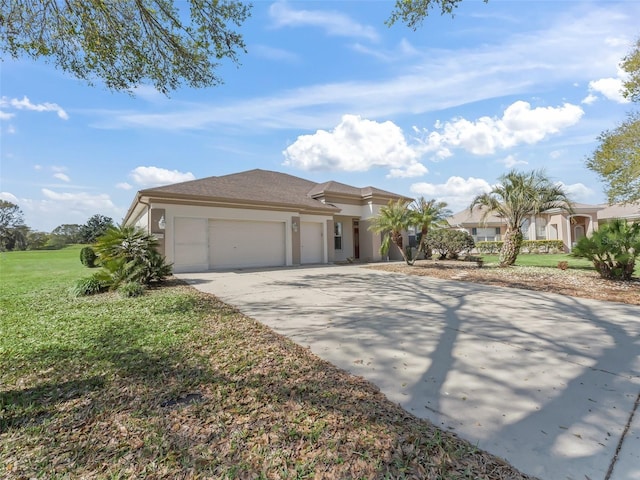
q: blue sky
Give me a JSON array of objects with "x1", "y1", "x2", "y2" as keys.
[{"x1": 1, "y1": 0, "x2": 638, "y2": 232}]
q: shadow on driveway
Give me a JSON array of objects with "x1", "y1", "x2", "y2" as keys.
[{"x1": 178, "y1": 266, "x2": 640, "y2": 480}]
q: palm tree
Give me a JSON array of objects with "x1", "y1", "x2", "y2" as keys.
[
  {"x1": 470, "y1": 170, "x2": 573, "y2": 267},
  {"x1": 368, "y1": 199, "x2": 414, "y2": 265},
  {"x1": 409, "y1": 197, "x2": 451, "y2": 259}
]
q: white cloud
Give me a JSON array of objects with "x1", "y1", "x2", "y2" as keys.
[
  {"x1": 388, "y1": 163, "x2": 428, "y2": 179},
  {"x1": 283, "y1": 114, "x2": 427, "y2": 178},
  {"x1": 34, "y1": 164, "x2": 42, "y2": 170},
  {"x1": 41, "y1": 189, "x2": 115, "y2": 208},
  {"x1": 557, "y1": 182, "x2": 595, "y2": 203},
  {"x1": 3, "y1": 190, "x2": 123, "y2": 232},
  {"x1": 0, "y1": 96, "x2": 68, "y2": 119},
  {"x1": 6, "y1": 124, "x2": 16, "y2": 134},
  {"x1": 549, "y1": 149, "x2": 565, "y2": 159},
  {"x1": 53, "y1": 173, "x2": 71, "y2": 182},
  {"x1": 410, "y1": 176, "x2": 492, "y2": 213},
  {"x1": 10, "y1": 190, "x2": 123, "y2": 231},
  {"x1": 0, "y1": 111, "x2": 15, "y2": 120},
  {"x1": 0, "y1": 192, "x2": 20, "y2": 204},
  {"x1": 587, "y1": 77, "x2": 629, "y2": 104},
  {"x1": 417, "y1": 101, "x2": 584, "y2": 158},
  {"x1": 581, "y1": 93, "x2": 598, "y2": 105},
  {"x1": 129, "y1": 166, "x2": 195, "y2": 187},
  {"x1": 500, "y1": 155, "x2": 528, "y2": 168},
  {"x1": 116, "y1": 182, "x2": 133, "y2": 190},
  {"x1": 269, "y1": 2, "x2": 379, "y2": 42}
]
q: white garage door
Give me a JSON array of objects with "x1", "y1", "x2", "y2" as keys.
[
  {"x1": 301, "y1": 222, "x2": 323, "y2": 264},
  {"x1": 174, "y1": 217, "x2": 209, "y2": 272},
  {"x1": 209, "y1": 220, "x2": 286, "y2": 269}
]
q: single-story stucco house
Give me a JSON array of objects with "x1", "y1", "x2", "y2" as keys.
[
  {"x1": 123, "y1": 169, "x2": 410, "y2": 272},
  {"x1": 448, "y1": 202, "x2": 640, "y2": 252}
]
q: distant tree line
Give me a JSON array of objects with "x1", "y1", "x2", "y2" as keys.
[{"x1": 0, "y1": 200, "x2": 114, "y2": 252}]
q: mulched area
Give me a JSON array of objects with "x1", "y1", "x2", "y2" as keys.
[{"x1": 367, "y1": 260, "x2": 640, "y2": 306}]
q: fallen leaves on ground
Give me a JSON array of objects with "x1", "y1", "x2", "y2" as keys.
[{"x1": 368, "y1": 260, "x2": 639, "y2": 306}]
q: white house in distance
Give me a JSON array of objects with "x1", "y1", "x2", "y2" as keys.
[
  {"x1": 448, "y1": 202, "x2": 640, "y2": 252},
  {"x1": 123, "y1": 169, "x2": 409, "y2": 273}
]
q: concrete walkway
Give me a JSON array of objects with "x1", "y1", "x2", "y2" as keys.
[{"x1": 177, "y1": 265, "x2": 640, "y2": 480}]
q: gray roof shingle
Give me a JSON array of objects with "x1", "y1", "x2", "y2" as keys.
[{"x1": 137, "y1": 169, "x2": 407, "y2": 213}]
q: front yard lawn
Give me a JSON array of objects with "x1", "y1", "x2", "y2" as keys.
[
  {"x1": 481, "y1": 253, "x2": 640, "y2": 275},
  {"x1": 0, "y1": 246, "x2": 533, "y2": 479}
]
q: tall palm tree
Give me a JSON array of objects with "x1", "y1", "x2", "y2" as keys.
[
  {"x1": 368, "y1": 199, "x2": 414, "y2": 265},
  {"x1": 470, "y1": 170, "x2": 573, "y2": 267},
  {"x1": 409, "y1": 197, "x2": 451, "y2": 259}
]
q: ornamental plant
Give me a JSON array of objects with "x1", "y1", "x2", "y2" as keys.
[{"x1": 571, "y1": 218, "x2": 640, "y2": 280}]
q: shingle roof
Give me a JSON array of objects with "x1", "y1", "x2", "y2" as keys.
[
  {"x1": 597, "y1": 203, "x2": 640, "y2": 220},
  {"x1": 447, "y1": 207, "x2": 505, "y2": 226},
  {"x1": 140, "y1": 169, "x2": 339, "y2": 212},
  {"x1": 307, "y1": 180, "x2": 404, "y2": 199}
]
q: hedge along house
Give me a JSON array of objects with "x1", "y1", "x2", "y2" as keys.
[
  {"x1": 447, "y1": 202, "x2": 604, "y2": 252},
  {"x1": 122, "y1": 169, "x2": 410, "y2": 273}
]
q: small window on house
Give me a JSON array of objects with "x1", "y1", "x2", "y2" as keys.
[
  {"x1": 472, "y1": 227, "x2": 477, "y2": 235},
  {"x1": 334, "y1": 221, "x2": 343, "y2": 250},
  {"x1": 536, "y1": 216, "x2": 547, "y2": 240},
  {"x1": 495, "y1": 227, "x2": 501, "y2": 235}
]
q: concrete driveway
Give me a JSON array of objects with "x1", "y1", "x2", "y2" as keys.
[{"x1": 176, "y1": 264, "x2": 640, "y2": 480}]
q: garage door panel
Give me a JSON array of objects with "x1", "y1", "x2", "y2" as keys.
[
  {"x1": 209, "y1": 220, "x2": 285, "y2": 269},
  {"x1": 174, "y1": 217, "x2": 208, "y2": 272},
  {"x1": 301, "y1": 222, "x2": 323, "y2": 264}
]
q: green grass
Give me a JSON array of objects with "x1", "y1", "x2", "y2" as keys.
[
  {"x1": 480, "y1": 252, "x2": 640, "y2": 275},
  {"x1": 481, "y1": 253, "x2": 593, "y2": 269},
  {"x1": 0, "y1": 246, "x2": 533, "y2": 479}
]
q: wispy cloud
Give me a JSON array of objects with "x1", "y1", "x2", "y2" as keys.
[
  {"x1": 252, "y1": 44, "x2": 299, "y2": 63},
  {"x1": 96, "y1": 4, "x2": 638, "y2": 133},
  {"x1": 269, "y1": 1, "x2": 379, "y2": 42}
]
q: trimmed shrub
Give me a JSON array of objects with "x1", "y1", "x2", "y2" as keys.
[
  {"x1": 476, "y1": 241, "x2": 503, "y2": 254},
  {"x1": 426, "y1": 229, "x2": 475, "y2": 260},
  {"x1": 476, "y1": 239, "x2": 564, "y2": 254},
  {"x1": 118, "y1": 281, "x2": 145, "y2": 298},
  {"x1": 72, "y1": 274, "x2": 108, "y2": 296},
  {"x1": 80, "y1": 246, "x2": 98, "y2": 267}
]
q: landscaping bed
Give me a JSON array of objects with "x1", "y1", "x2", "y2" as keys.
[{"x1": 368, "y1": 259, "x2": 640, "y2": 306}]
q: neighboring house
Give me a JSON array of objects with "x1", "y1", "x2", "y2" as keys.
[
  {"x1": 123, "y1": 169, "x2": 409, "y2": 272},
  {"x1": 448, "y1": 202, "x2": 640, "y2": 252},
  {"x1": 596, "y1": 203, "x2": 640, "y2": 226},
  {"x1": 447, "y1": 203, "x2": 606, "y2": 252}
]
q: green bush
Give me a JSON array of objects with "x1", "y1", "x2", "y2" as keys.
[
  {"x1": 93, "y1": 226, "x2": 172, "y2": 290},
  {"x1": 80, "y1": 246, "x2": 98, "y2": 267},
  {"x1": 476, "y1": 239, "x2": 564, "y2": 254},
  {"x1": 476, "y1": 241, "x2": 503, "y2": 254},
  {"x1": 571, "y1": 218, "x2": 640, "y2": 280},
  {"x1": 118, "y1": 281, "x2": 145, "y2": 298},
  {"x1": 72, "y1": 274, "x2": 108, "y2": 296},
  {"x1": 521, "y1": 240, "x2": 564, "y2": 253},
  {"x1": 426, "y1": 229, "x2": 475, "y2": 260}
]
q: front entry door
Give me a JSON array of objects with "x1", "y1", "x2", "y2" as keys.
[{"x1": 353, "y1": 220, "x2": 360, "y2": 259}]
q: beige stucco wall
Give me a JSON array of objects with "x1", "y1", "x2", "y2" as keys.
[{"x1": 149, "y1": 202, "x2": 331, "y2": 269}]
